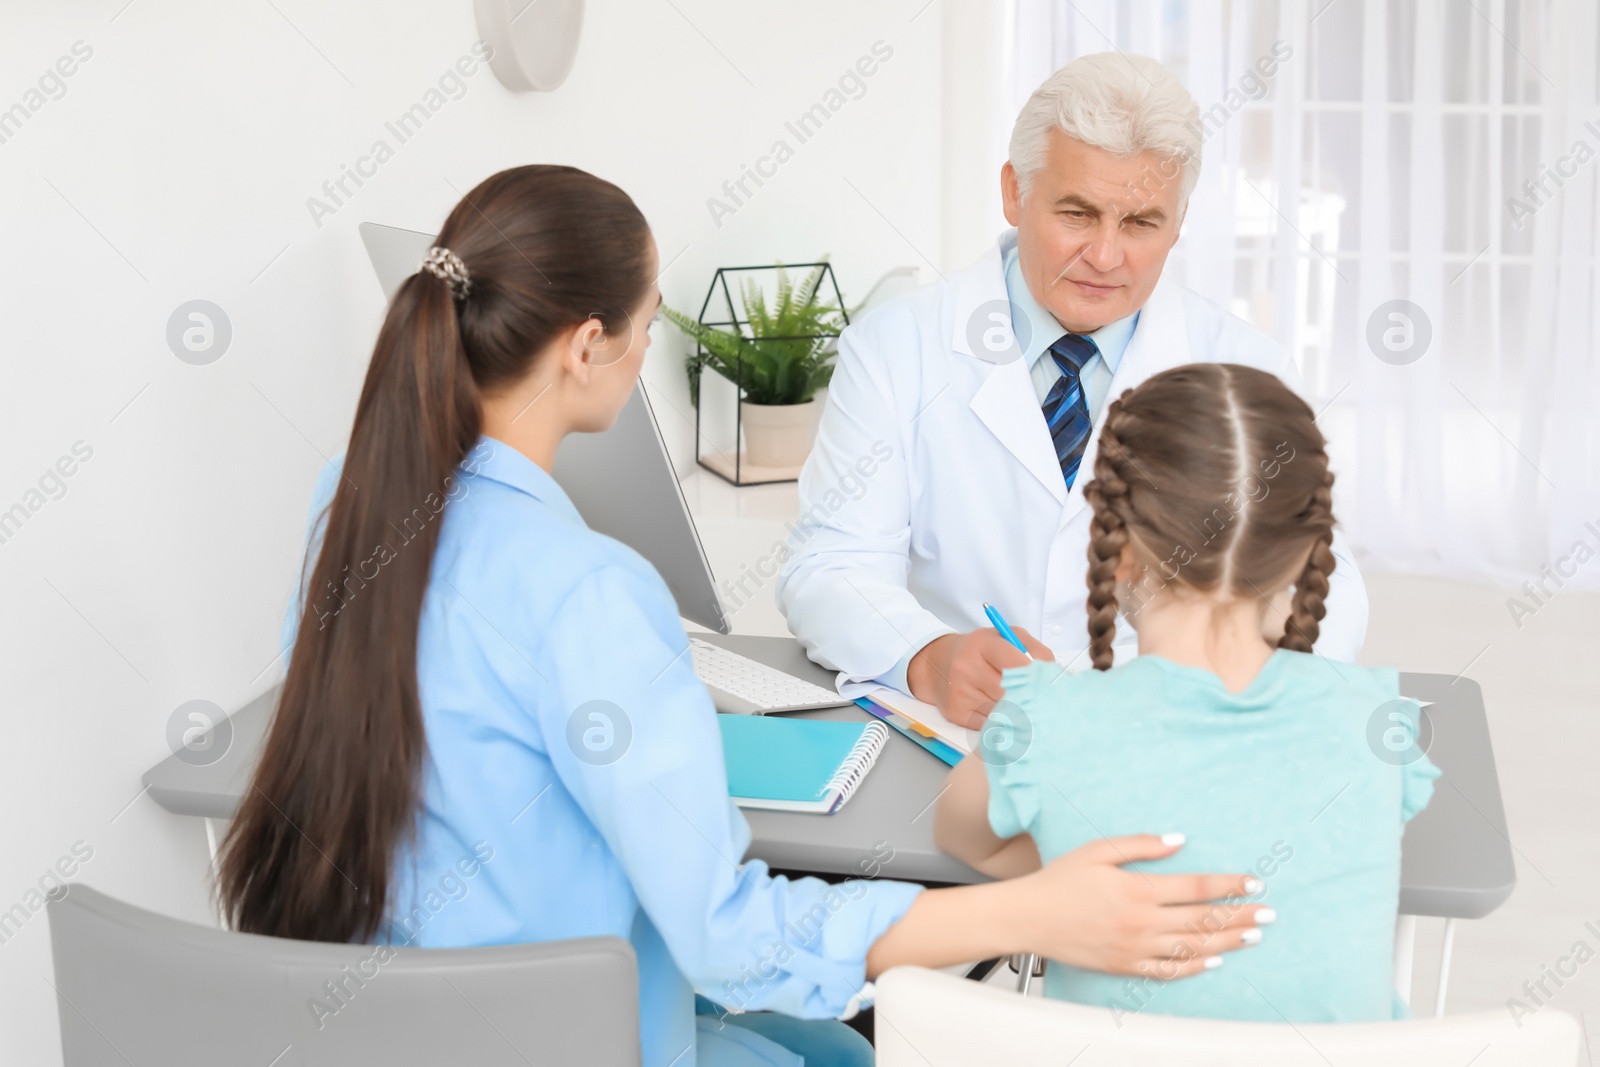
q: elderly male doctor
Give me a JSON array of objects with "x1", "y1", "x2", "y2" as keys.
[{"x1": 776, "y1": 53, "x2": 1367, "y2": 729}]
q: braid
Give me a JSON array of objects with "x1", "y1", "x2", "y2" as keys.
[
  {"x1": 1083, "y1": 398, "x2": 1135, "y2": 670},
  {"x1": 1074, "y1": 365, "x2": 1342, "y2": 667},
  {"x1": 1279, "y1": 465, "x2": 1337, "y2": 653}
]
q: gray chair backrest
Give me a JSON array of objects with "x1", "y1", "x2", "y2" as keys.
[{"x1": 48, "y1": 884, "x2": 640, "y2": 1066}]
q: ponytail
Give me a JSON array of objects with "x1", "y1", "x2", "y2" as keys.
[
  {"x1": 218, "y1": 165, "x2": 652, "y2": 942},
  {"x1": 218, "y1": 270, "x2": 477, "y2": 942}
]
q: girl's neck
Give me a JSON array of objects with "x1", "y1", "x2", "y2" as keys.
[{"x1": 1130, "y1": 594, "x2": 1278, "y2": 694}]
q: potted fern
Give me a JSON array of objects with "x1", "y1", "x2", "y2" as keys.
[{"x1": 662, "y1": 261, "x2": 850, "y2": 482}]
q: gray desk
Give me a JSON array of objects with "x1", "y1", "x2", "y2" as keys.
[{"x1": 143, "y1": 633, "x2": 1516, "y2": 919}]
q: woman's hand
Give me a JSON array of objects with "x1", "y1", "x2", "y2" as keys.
[
  {"x1": 1009, "y1": 834, "x2": 1273, "y2": 977},
  {"x1": 928, "y1": 754, "x2": 1268, "y2": 975},
  {"x1": 865, "y1": 833, "x2": 1271, "y2": 980}
]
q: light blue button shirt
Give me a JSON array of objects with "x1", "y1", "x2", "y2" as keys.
[
  {"x1": 877, "y1": 248, "x2": 1140, "y2": 695},
  {"x1": 284, "y1": 436, "x2": 923, "y2": 1067}
]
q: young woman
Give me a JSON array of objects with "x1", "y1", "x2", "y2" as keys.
[{"x1": 217, "y1": 165, "x2": 1271, "y2": 1066}]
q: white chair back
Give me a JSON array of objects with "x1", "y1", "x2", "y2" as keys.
[{"x1": 874, "y1": 966, "x2": 1580, "y2": 1066}]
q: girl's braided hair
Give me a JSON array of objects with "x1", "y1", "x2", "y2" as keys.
[{"x1": 1082, "y1": 363, "x2": 1337, "y2": 670}]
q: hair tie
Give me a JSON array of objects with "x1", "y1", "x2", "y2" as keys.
[{"x1": 420, "y1": 246, "x2": 472, "y2": 301}]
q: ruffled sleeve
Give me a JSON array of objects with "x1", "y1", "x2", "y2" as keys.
[
  {"x1": 982, "y1": 661, "x2": 1066, "y2": 840},
  {"x1": 1401, "y1": 730, "x2": 1442, "y2": 823},
  {"x1": 1370, "y1": 675, "x2": 1442, "y2": 824}
]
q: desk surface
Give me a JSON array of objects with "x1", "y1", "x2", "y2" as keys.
[{"x1": 144, "y1": 633, "x2": 1516, "y2": 919}]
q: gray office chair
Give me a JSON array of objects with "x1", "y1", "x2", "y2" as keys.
[{"x1": 48, "y1": 884, "x2": 640, "y2": 1066}]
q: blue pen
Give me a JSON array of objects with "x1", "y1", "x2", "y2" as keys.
[{"x1": 982, "y1": 602, "x2": 1033, "y2": 661}]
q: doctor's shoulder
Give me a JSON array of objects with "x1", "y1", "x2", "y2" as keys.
[
  {"x1": 838, "y1": 277, "x2": 943, "y2": 366},
  {"x1": 1172, "y1": 283, "x2": 1291, "y2": 377}
]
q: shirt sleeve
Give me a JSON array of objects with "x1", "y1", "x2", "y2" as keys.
[
  {"x1": 531, "y1": 562, "x2": 925, "y2": 1019},
  {"x1": 1401, "y1": 744, "x2": 1442, "y2": 824},
  {"x1": 773, "y1": 312, "x2": 958, "y2": 685},
  {"x1": 981, "y1": 662, "x2": 1058, "y2": 840},
  {"x1": 878, "y1": 648, "x2": 917, "y2": 697},
  {"x1": 1372, "y1": 681, "x2": 1440, "y2": 825}
]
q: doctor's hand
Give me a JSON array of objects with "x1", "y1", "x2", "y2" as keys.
[{"x1": 907, "y1": 627, "x2": 1053, "y2": 729}]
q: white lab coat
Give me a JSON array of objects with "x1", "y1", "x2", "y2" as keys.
[{"x1": 775, "y1": 229, "x2": 1368, "y2": 689}]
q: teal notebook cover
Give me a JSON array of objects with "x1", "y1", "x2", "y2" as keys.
[{"x1": 718, "y1": 715, "x2": 887, "y2": 814}]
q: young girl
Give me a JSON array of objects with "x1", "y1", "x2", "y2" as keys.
[
  {"x1": 217, "y1": 168, "x2": 1266, "y2": 1067},
  {"x1": 936, "y1": 362, "x2": 1440, "y2": 1023}
]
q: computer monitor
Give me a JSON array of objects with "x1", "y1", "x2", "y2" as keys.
[{"x1": 358, "y1": 221, "x2": 731, "y2": 634}]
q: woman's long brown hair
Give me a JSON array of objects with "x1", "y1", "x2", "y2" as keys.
[
  {"x1": 1082, "y1": 363, "x2": 1338, "y2": 670},
  {"x1": 217, "y1": 166, "x2": 653, "y2": 942}
]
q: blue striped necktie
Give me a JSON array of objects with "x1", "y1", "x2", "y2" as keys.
[{"x1": 1041, "y1": 333, "x2": 1098, "y2": 490}]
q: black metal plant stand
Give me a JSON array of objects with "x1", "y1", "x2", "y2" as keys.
[{"x1": 690, "y1": 263, "x2": 849, "y2": 486}]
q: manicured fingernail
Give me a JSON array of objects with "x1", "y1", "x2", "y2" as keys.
[
  {"x1": 1160, "y1": 832, "x2": 1185, "y2": 846},
  {"x1": 1241, "y1": 928, "x2": 1263, "y2": 945},
  {"x1": 1204, "y1": 955, "x2": 1224, "y2": 969},
  {"x1": 1243, "y1": 878, "x2": 1263, "y2": 894},
  {"x1": 1255, "y1": 908, "x2": 1277, "y2": 925}
]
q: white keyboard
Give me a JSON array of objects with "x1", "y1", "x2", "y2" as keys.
[{"x1": 689, "y1": 638, "x2": 851, "y2": 714}]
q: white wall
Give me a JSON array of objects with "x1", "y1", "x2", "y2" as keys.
[
  {"x1": 940, "y1": 0, "x2": 1012, "y2": 269},
  {"x1": 0, "y1": 2, "x2": 945, "y2": 1061}
]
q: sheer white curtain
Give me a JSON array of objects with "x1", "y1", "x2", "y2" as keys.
[{"x1": 1010, "y1": 0, "x2": 1600, "y2": 590}]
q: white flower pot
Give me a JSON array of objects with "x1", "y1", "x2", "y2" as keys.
[{"x1": 740, "y1": 397, "x2": 823, "y2": 469}]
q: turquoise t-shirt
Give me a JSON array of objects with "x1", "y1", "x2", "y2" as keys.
[{"x1": 984, "y1": 650, "x2": 1440, "y2": 1024}]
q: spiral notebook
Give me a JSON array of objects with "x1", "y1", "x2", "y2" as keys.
[{"x1": 718, "y1": 715, "x2": 889, "y2": 815}]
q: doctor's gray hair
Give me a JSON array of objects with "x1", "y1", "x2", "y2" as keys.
[{"x1": 1009, "y1": 52, "x2": 1202, "y2": 208}]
